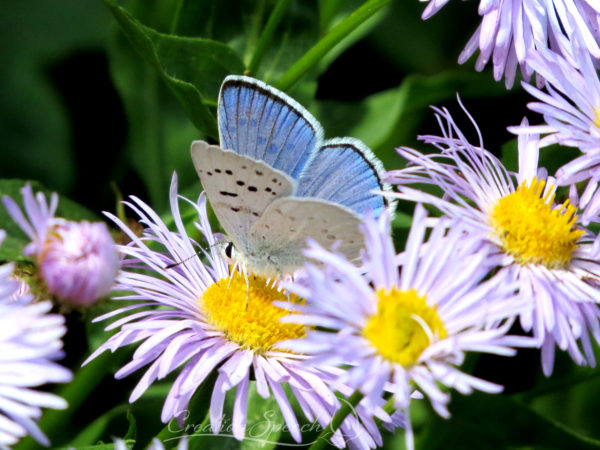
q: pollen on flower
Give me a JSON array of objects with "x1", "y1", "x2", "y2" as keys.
[
  {"x1": 594, "y1": 106, "x2": 600, "y2": 130},
  {"x1": 363, "y1": 287, "x2": 446, "y2": 367},
  {"x1": 489, "y1": 178, "x2": 584, "y2": 269},
  {"x1": 201, "y1": 271, "x2": 305, "y2": 353}
]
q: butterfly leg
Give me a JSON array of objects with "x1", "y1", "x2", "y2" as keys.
[
  {"x1": 226, "y1": 262, "x2": 240, "y2": 292},
  {"x1": 242, "y1": 265, "x2": 250, "y2": 310}
]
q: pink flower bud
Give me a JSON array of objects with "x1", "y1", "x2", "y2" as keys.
[{"x1": 3, "y1": 184, "x2": 120, "y2": 306}]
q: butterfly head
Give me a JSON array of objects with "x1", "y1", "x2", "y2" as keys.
[
  {"x1": 224, "y1": 241, "x2": 235, "y2": 260},
  {"x1": 221, "y1": 241, "x2": 291, "y2": 280}
]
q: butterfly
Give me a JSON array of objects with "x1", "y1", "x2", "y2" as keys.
[{"x1": 191, "y1": 75, "x2": 391, "y2": 278}]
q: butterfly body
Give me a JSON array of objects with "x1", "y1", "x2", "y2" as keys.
[{"x1": 192, "y1": 75, "x2": 390, "y2": 278}]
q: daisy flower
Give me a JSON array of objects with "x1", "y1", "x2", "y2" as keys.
[
  {"x1": 387, "y1": 104, "x2": 600, "y2": 376},
  {"x1": 421, "y1": 0, "x2": 600, "y2": 88},
  {"x1": 0, "y1": 230, "x2": 72, "y2": 446},
  {"x1": 279, "y1": 206, "x2": 529, "y2": 450},
  {"x1": 509, "y1": 33, "x2": 600, "y2": 184},
  {"x1": 571, "y1": 178, "x2": 600, "y2": 226},
  {"x1": 85, "y1": 174, "x2": 388, "y2": 449},
  {"x1": 2, "y1": 183, "x2": 120, "y2": 306}
]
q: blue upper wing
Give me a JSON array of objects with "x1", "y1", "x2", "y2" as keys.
[
  {"x1": 218, "y1": 75, "x2": 323, "y2": 180},
  {"x1": 296, "y1": 138, "x2": 390, "y2": 218}
]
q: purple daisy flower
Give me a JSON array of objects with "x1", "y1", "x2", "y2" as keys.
[
  {"x1": 2, "y1": 184, "x2": 120, "y2": 306},
  {"x1": 0, "y1": 231, "x2": 72, "y2": 446},
  {"x1": 421, "y1": 0, "x2": 600, "y2": 88},
  {"x1": 570, "y1": 178, "x2": 600, "y2": 226},
  {"x1": 278, "y1": 206, "x2": 529, "y2": 450},
  {"x1": 388, "y1": 105, "x2": 600, "y2": 376},
  {"x1": 510, "y1": 33, "x2": 600, "y2": 184},
  {"x1": 85, "y1": 174, "x2": 388, "y2": 449}
]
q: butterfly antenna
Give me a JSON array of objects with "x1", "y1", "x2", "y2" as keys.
[
  {"x1": 169, "y1": 239, "x2": 227, "y2": 270},
  {"x1": 165, "y1": 252, "x2": 197, "y2": 269},
  {"x1": 164, "y1": 240, "x2": 222, "y2": 270}
]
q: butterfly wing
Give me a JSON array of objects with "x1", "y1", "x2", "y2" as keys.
[
  {"x1": 218, "y1": 75, "x2": 324, "y2": 179},
  {"x1": 296, "y1": 137, "x2": 391, "y2": 218},
  {"x1": 191, "y1": 141, "x2": 295, "y2": 251},
  {"x1": 244, "y1": 198, "x2": 364, "y2": 277}
]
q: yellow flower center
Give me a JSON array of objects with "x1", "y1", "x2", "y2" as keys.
[
  {"x1": 594, "y1": 106, "x2": 600, "y2": 130},
  {"x1": 489, "y1": 178, "x2": 583, "y2": 269},
  {"x1": 201, "y1": 271, "x2": 305, "y2": 353},
  {"x1": 363, "y1": 287, "x2": 447, "y2": 367}
]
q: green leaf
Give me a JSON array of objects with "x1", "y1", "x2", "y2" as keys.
[
  {"x1": 315, "y1": 0, "x2": 388, "y2": 75},
  {"x1": 65, "y1": 404, "x2": 128, "y2": 448},
  {"x1": 317, "y1": 0, "x2": 347, "y2": 32},
  {"x1": 315, "y1": 70, "x2": 510, "y2": 172},
  {"x1": 104, "y1": 19, "x2": 208, "y2": 209},
  {"x1": 417, "y1": 392, "x2": 600, "y2": 450},
  {"x1": 240, "y1": 383, "x2": 284, "y2": 450},
  {"x1": 247, "y1": 0, "x2": 294, "y2": 75},
  {"x1": 104, "y1": 0, "x2": 246, "y2": 209},
  {"x1": 0, "y1": 179, "x2": 99, "y2": 262},
  {"x1": 246, "y1": 1, "x2": 322, "y2": 86},
  {"x1": 63, "y1": 383, "x2": 171, "y2": 449},
  {"x1": 170, "y1": 0, "x2": 323, "y2": 87},
  {"x1": 105, "y1": 0, "x2": 244, "y2": 137},
  {"x1": 276, "y1": 0, "x2": 392, "y2": 91}
]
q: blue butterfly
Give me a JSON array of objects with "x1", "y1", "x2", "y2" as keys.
[{"x1": 191, "y1": 75, "x2": 390, "y2": 278}]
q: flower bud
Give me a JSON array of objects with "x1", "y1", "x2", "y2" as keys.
[{"x1": 3, "y1": 184, "x2": 120, "y2": 306}]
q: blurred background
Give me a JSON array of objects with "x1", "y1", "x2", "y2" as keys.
[{"x1": 1, "y1": 1, "x2": 597, "y2": 449}]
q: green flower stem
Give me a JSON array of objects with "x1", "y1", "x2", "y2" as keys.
[
  {"x1": 276, "y1": 0, "x2": 391, "y2": 91},
  {"x1": 109, "y1": 180, "x2": 127, "y2": 225},
  {"x1": 169, "y1": 0, "x2": 185, "y2": 35},
  {"x1": 309, "y1": 390, "x2": 365, "y2": 450},
  {"x1": 248, "y1": 0, "x2": 294, "y2": 75}
]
